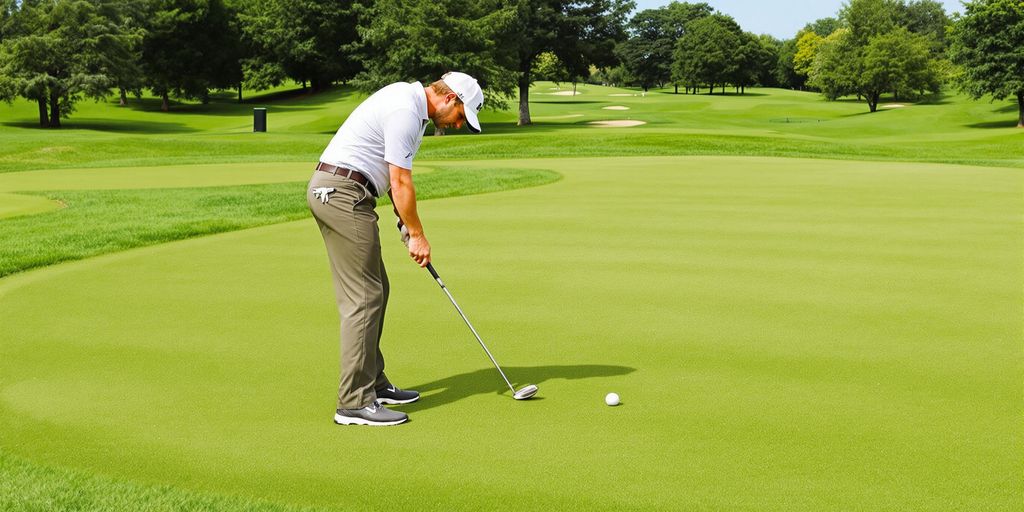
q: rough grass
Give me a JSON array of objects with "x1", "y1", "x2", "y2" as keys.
[{"x1": 0, "y1": 450, "x2": 320, "y2": 512}]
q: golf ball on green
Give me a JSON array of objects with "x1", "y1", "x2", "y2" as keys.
[{"x1": 605, "y1": 393, "x2": 620, "y2": 406}]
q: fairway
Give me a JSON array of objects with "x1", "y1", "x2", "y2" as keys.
[{"x1": 1, "y1": 156, "x2": 1020, "y2": 510}]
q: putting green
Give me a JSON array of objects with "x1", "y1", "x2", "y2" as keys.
[{"x1": 0, "y1": 156, "x2": 1020, "y2": 510}]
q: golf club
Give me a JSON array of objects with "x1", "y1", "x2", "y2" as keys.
[{"x1": 424, "y1": 262, "x2": 538, "y2": 401}]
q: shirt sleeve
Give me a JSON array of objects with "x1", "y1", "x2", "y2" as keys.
[{"x1": 382, "y1": 109, "x2": 423, "y2": 170}]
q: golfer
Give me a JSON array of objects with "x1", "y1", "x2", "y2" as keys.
[{"x1": 307, "y1": 72, "x2": 484, "y2": 426}]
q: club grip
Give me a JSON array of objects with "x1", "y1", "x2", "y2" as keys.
[{"x1": 426, "y1": 262, "x2": 441, "y2": 281}]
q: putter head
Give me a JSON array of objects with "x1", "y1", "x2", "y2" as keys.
[{"x1": 513, "y1": 384, "x2": 538, "y2": 400}]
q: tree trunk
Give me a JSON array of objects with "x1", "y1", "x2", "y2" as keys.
[
  {"x1": 237, "y1": 84, "x2": 242, "y2": 103},
  {"x1": 572, "y1": 81, "x2": 577, "y2": 95},
  {"x1": 201, "y1": 90, "x2": 210, "y2": 105},
  {"x1": 674, "y1": 84, "x2": 678, "y2": 94},
  {"x1": 867, "y1": 92, "x2": 879, "y2": 113},
  {"x1": 48, "y1": 92, "x2": 61, "y2": 128},
  {"x1": 37, "y1": 97, "x2": 48, "y2": 127},
  {"x1": 161, "y1": 92, "x2": 169, "y2": 112},
  {"x1": 518, "y1": 62, "x2": 532, "y2": 126},
  {"x1": 708, "y1": 85, "x2": 713, "y2": 94},
  {"x1": 1017, "y1": 92, "x2": 1023, "y2": 128},
  {"x1": 119, "y1": 88, "x2": 128, "y2": 106}
]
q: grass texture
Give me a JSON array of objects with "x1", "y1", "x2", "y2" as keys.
[
  {"x1": 0, "y1": 166, "x2": 558, "y2": 278},
  {"x1": 1, "y1": 156, "x2": 1020, "y2": 511},
  {"x1": 0, "y1": 81, "x2": 1021, "y2": 511}
]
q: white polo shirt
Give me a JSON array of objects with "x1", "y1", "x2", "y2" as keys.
[{"x1": 319, "y1": 82, "x2": 429, "y2": 196}]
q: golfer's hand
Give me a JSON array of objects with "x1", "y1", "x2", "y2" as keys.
[{"x1": 407, "y1": 234, "x2": 431, "y2": 267}]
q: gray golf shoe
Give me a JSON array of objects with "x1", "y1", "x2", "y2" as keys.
[
  {"x1": 375, "y1": 384, "x2": 420, "y2": 405},
  {"x1": 334, "y1": 401, "x2": 408, "y2": 426}
]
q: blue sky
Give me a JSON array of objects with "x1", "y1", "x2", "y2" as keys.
[{"x1": 631, "y1": 0, "x2": 965, "y2": 39}]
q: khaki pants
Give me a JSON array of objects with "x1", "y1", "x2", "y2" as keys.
[{"x1": 307, "y1": 171, "x2": 390, "y2": 409}]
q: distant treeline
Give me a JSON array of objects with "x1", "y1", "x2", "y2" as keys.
[{"x1": 0, "y1": 0, "x2": 1020, "y2": 128}]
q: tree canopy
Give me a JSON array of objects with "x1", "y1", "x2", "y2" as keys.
[
  {"x1": 949, "y1": 0, "x2": 1024, "y2": 127},
  {"x1": 0, "y1": 0, "x2": 140, "y2": 127}
]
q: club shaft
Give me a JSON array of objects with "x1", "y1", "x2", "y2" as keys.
[{"x1": 428, "y1": 264, "x2": 517, "y2": 393}]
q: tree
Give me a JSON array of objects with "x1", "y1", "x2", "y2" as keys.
[
  {"x1": 901, "y1": 0, "x2": 951, "y2": 54},
  {"x1": 793, "y1": 31, "x2": 824, "y2": 79},
  {"x1": 808, "y1": 28, "x2": 856, "y2": 100},
  {"x1": 949, "y1": 0, "x2": 1024, "y2": 127},
  {"x1": 811, "y1": 25, "x2": 939, "y2": 111},
  {"x1": 616, "y1": 8, "x2": 671, "y2": 92},
  {"x1": 730, "y1": 31, "x2": 774, "y2": 93},
  {"x1": 803, "y1": 17, "x2": 842, "y2": 37},
  {"x1": 501, "y1": 0, "x2": 633, "y2": 125},
  {"x1": 753, "y1": 34, "x2": 782, "y2": 88},
  {"x1": 92, "y1": 0, "x2": 148, "y2": 107},
  {"x1": 533, "y1": 51, "x2": 571, "y2": 84},
  {"x1": 235, "y1": 0, "x2": 364, "y2": 94},
  {"x1": 141, "y1": 0, "x2": 242, "y2": 111},
  {"x1": 0, "y1": 0, "x2": 139, "y2": 127},
  {"x1": 672, "y1": 13, "x2": 742, "y2": 94},
  {"x1": 774, "y1": 37, "x2": 805, "y2": 90},
  {"x1": 616, "y1": 3, "x2": 714, "y2": 93},
  {"x1": 862, "y1": 27, "x2": 939, "y2": 107},
  {"x1": 661, "y1": 1, "x2": 714, "y2": 92},
  {"x1": 352, "y1": 0, "x2": 517, "y2": 117},
  {"x1": 839, "y1": 0, "x2": 903, "y2": 46}
]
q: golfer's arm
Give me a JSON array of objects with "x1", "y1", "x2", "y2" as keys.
[{"x1": 388, "y1": 164, "x2": 424, "y2": 237}]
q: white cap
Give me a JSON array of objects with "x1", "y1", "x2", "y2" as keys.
[{"x1": 441, "y1": 71, "x2": 483, "y2": 133}]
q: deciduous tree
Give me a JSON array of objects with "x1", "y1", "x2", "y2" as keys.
[
  {"x1": 949, "y1": 0, "x2": 1024, "y2": 127},
  {"x1": 0, "y1": 0, "x2": 139, "y2": 127}
]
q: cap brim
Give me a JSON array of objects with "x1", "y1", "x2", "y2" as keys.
[{"x1": 465, "y1": 107, "x2": 481, "y2": 133}]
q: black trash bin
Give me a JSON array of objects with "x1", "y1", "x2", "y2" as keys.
[{"x1": 254, "y1": 108, "x2": 267, "y2": 132}]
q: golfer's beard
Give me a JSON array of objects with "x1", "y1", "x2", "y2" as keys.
[{"x1": 436, "y1": 107, "x2": 458, "y2": 129}]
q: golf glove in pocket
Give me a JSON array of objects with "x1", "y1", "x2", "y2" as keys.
[{"x1": 312, "y1": 187, "x2": 336, "y2": 204}]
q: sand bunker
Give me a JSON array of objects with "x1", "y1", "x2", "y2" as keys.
[
  {"x1": 603, "y1": 106, "x2": 630, "y2": 110},
  {"x1": 548, "y1": 91, "x2": 581, "y2": 96},
  {"x1": 589, "y1": 120, "x2": 646, "y2": 128},
  {"x1": 881, "y1": 103, "x2": 908, "y2": 108}
]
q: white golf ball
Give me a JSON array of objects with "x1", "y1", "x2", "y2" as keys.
[{"x1": 605, "y1": 392, "x2": 620, "y2": 406}]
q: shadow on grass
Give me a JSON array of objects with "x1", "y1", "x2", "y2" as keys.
[
  {"x1": 964, "y1": 120, "x2": 1020, "y2": 129},
  {"x1": 115, "y1": 85, "x2": 359, "y2": 117},
  {"x1": 0, "y1": 119, "x2": 200, "y2": 133},
  {"x1": 653, "y1": 91, "x2": 770, "y2": 97},
  {"x1": 402, "y1": 364, "x2": 636, "y2": 412},
  {"x1": 532, "y1": 100, "x2": 606, "y2": 105}
]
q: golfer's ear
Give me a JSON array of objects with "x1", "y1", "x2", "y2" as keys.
[{"x1": 446, "y1": 93, "x2": 459, "y2": 104}]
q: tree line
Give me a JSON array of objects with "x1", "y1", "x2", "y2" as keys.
[
  {"x1": 0, "y1": 0, "x2": 1020, "y2": 128},
  {"x1": 607, "y1": 0, "x2": 1021, "y2": 121}
]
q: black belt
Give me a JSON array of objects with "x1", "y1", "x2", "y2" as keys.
[{"x1": 316, "y1": 162, "x2": 377, "y2": 196}]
